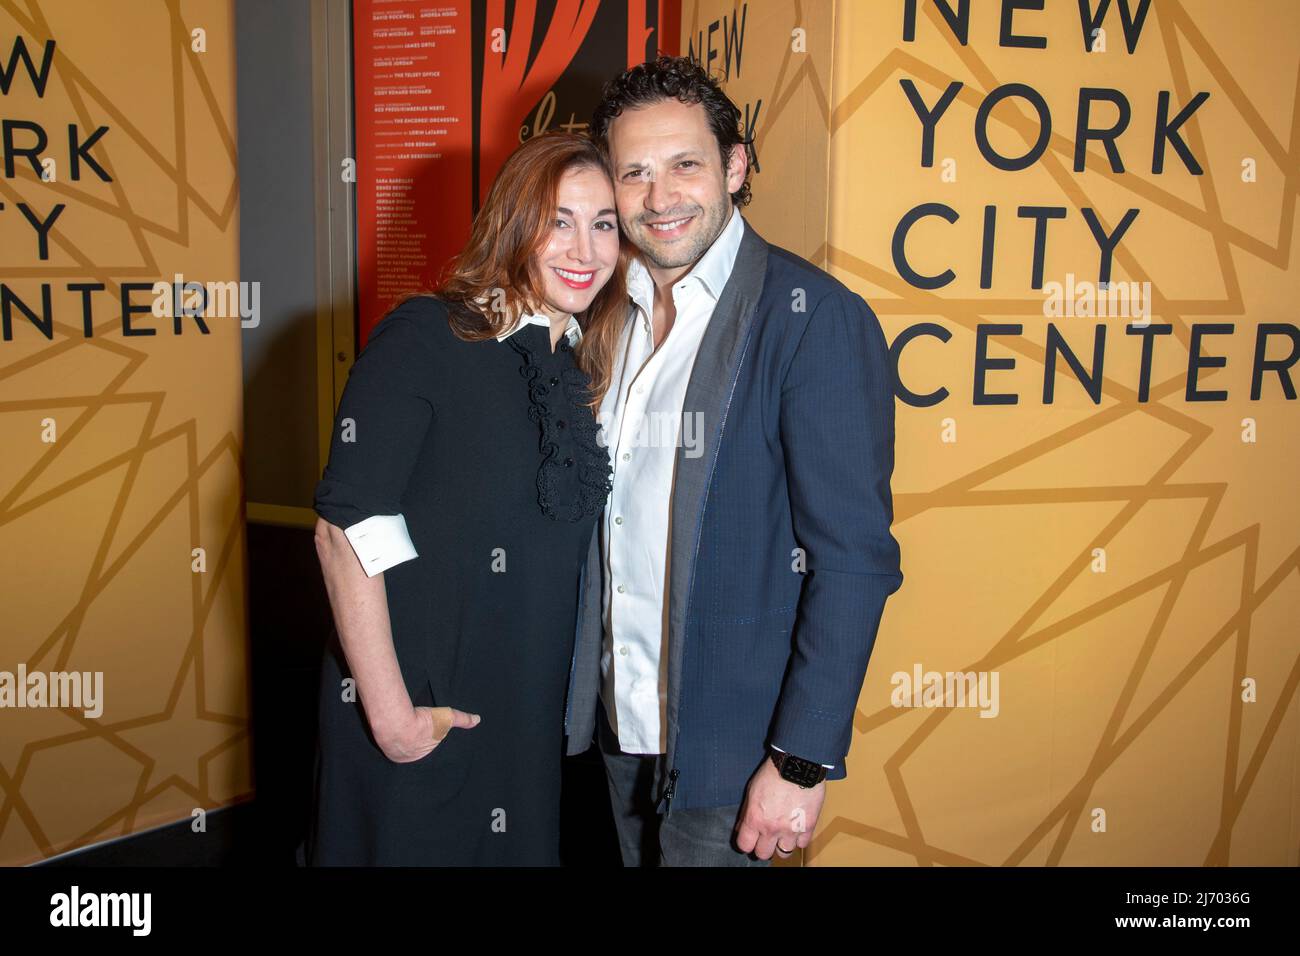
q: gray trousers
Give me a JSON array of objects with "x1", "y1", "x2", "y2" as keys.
[{"x1": 596, "y1": 700, "x2": 769, "y2": 867}]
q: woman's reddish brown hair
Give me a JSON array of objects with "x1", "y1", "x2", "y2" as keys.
[{"x1": 400, "y1": 130, "x2": 628, "y2": 408}]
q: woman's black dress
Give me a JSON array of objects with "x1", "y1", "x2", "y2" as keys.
[{"x1": 306, "y1": 294, "x2": 610, "y2": 866}]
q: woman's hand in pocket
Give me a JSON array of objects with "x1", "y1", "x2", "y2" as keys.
[{"x1": 380, "y1": 705, "x2": 481, "y2": 763}]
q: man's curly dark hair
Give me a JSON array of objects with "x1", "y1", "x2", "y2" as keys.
[{"x1": 590, "y1": 55, "x2": 753, "y2": 208}]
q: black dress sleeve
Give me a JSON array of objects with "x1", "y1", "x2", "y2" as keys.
[{"x1": 313, "y1": 297, "x2": 444, "y2": 561}]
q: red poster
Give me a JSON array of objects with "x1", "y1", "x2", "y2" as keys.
[
  {"x1": 353, "y1": 1, "x2": 474, "y2": 347},
  {"x1": 352, "y1": 0, "x2": 680, "y2": 346}
]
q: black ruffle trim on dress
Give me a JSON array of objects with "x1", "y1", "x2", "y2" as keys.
[{"x1": 507, "y1": 335, "x2": 613, "y2": 522}]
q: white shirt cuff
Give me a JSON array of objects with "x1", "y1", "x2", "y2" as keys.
[
  {"x1": 342, "y1": 514, "x2": 418, "y2": 577},
  {"x1": 770, "y1": 744, "x2": 834, "y2": 769}
]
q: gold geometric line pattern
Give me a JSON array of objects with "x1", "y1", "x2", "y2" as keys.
[
  {"x1": 0, "y1": 0, "x2": 248, "y2": 863},
  {"x1": 807, "y1": 0, "x2": 1299, "y2": 865}
]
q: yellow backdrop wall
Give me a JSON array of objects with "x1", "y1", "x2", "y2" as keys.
[
  {"x1": 0, "y1": 0, "x2": 248, "y2": 865},
  {"x1": 684, "y1": 0, "x2": 1300, "y2": 866}
]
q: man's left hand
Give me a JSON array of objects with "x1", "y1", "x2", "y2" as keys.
[{"x1": 734, "y1": 755, "x2": 827, "y2": 860}]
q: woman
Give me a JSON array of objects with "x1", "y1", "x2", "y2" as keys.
[{"x1": 306, "y1": 131, "x2": 627, "y2": 865}]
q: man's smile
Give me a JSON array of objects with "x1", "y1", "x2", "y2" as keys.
[{"x1": 644, "y1": 215, "x2": 695, "y2": 239}]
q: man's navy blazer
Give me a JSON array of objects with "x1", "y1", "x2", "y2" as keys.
[{"x1": 564, "y1": 214, "x2": 904, "y2": 813}]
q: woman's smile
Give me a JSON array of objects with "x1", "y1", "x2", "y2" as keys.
[{"x1": 551, "y1": 266, "x2": 596, "y2": 289}]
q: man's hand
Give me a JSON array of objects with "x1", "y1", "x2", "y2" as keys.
[{"x1": 734, "y1": 754, "x2": 827, "y2": 860}]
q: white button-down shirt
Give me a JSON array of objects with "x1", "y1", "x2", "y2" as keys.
[
  {"x1": 597, "y1": 206, "x2": 744, "y2": 753},
  {"x1": 341, "y1": 309, "x2": 581, "y2": 576}
]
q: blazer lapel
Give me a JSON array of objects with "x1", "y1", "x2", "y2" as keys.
[{"x1": 663, "y1": 219, "x2": 769, "y2": 767}]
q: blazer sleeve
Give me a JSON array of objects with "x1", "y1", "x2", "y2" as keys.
[
  {"x1": 313, "y1": 299, "x2": 442, "y2": 577},
  {"x1": 768, "y1": 288, "x2": 904, "y2": 771}
]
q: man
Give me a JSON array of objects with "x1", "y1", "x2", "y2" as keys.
[{"x1": 563, "y1": 56, "x2": 904, "y2": 866}]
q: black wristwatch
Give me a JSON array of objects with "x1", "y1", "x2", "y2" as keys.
[{"x1": 769, "y1": 748, "x2": 828, "y2": 788}]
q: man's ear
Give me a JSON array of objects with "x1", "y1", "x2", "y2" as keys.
[{"x1": 725, "y1": 142, "x2": 748, "y2": 194}]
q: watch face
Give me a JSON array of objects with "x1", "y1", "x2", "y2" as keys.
[{"x1": 779, "y1": 754, "x2": 823, "y2": 787}]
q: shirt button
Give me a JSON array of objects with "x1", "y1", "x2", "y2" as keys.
[
  {"x1": 614, "y1": 516, "x2": 623, "y2": 525},
  {"x1": 621, "y1": 452, "x2": 630, "y2": 461},
  {"x1": 635, "y1": 385, "x2": 644, "y2": 394},
  {"x1": 619, "y1": 646, "x2": 629, "y2": 656},
  {"x1": 564, "y1": 457, "x2": 574, "y2": 467},
  {"x1": 549, "y1": 376, "x2": 559, "y2": 386},
  {"x1": 616, "y1": 584, "x2": 625, "y2": 594}
]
